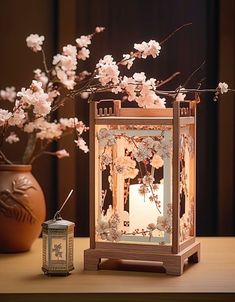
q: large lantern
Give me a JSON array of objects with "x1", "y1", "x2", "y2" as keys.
[{"x1": 84, "y1": 99, "x2": 200, "y2": 275}]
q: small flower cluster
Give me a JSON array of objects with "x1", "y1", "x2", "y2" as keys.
[{"x1": 96, "y1": 210, "x2": 122, "y2": 242}]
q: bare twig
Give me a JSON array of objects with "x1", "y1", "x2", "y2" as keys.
[
  {"x1": 183, "y1": 60, "x2": 205, "y2": 88},
  {"x1": 156, "y1": 72, "x2": 180, "y2": 88},
  {"x1": 0, "y1": 150, "x2": 13, "y2": 164},
  {"x1": 160, "y1": 22, "x2": 192, "y2": 45}
]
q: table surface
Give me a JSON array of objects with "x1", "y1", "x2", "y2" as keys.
[{"x1": 0, "y1": 237, "x2": 235, "y2": 302}]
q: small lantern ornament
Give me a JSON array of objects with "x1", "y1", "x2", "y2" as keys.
[
  {"x1": 42, "y1": 190, "x2": 75, "y2": 276},
  {"x1": 84, "y1": 100, "x2": 200, "y2": 275}
]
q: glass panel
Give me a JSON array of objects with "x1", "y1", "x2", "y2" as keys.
[
  {"x1": 179, "y1": 124, "x2": 195, "y2": 242},
  {"x1": 95, "y1": 124, "x2": 173, "y2": 245}
]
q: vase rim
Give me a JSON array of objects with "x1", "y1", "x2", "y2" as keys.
[{"x1": 0, "y1": 164, "x2": 32, "y2": 172}]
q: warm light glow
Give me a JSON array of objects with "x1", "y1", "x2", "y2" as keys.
[{"x1": 129, "y1": 183, "x2": 164, "y2": 231}]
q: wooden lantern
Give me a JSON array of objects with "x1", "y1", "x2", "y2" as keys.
[{"x1": 84, "y1": 99, "x2": 200, "y2": 275}]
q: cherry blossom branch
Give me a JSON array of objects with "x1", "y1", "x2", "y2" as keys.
[
  {"x1": 183, "y1": 60, "x2": 205, "y2": 88},
  {"x1": 0, "y1": 150, "x2": 13, "y2": 164},
  {"x1": 160, "y1": 22, "x2": 192, "y2": 45},
  {"x1": 156, "y1": 72, "x2": 180, "y2": 88},
  {"x1": 41, "y1": 49, "x2": 49, "y2": 73}
]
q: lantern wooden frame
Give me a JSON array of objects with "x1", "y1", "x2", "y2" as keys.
[{"x1": 84, "y1": 100, "x2": 200, "y2": 275}]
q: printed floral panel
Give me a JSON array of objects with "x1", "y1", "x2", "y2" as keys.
[
  {"x1": 95, "y1": 124, "x2": 173, "y2": 245},
  {"x1": 179, "y1": 124, "x2": 195, "y2": 242}
]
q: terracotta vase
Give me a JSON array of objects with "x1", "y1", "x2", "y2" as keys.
[{"x1": 0, "y1": 164, "x2": 46, "y2": 253}]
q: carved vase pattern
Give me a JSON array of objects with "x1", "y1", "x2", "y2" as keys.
[{"x1": 0, "y1": 165, "x2": 46, "y2": 252}]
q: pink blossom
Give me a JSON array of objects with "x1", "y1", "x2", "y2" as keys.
[
  {"x1": 175, "y1": 92, "x2": 186, "y2": 102},
  {"x1": 77, "y1": 47, "x2": 90, "y2": 61},
  {"x1": 26, "y1": 34, "x2": 44, "y2": 52},
  {"x1": 55, "y1": 68, "x2": 76, "y2": 90},
  {"x1": 62, "y1": 44, "x2": 77, "y2": 57},
  {"x1": 96, "y1": 55, "x2": 120, "y2": 86},
  {"x1": 5, "y1": 132, "x2": 19, "y2": 144},
  {"x1": 34, "y1": 69, "x2": 48, "y2": 88},
  {"x1": 95, "y1": 26, "x2": 105, "y2": 33},
  {"x1": 76, "y1": 35, "x2": 91, "y2": 48},
  {"x1": 33, "y1": 98, "x2": 51, "y2": 116},
  {"x1": 74, "y1": 137, "x2": 89, "y2": 153},
  {"x1": 121, "y1": 54, "x2": 135, "y2": 69},
  {"x1": 55, "y1": 149, "x2": 70, "y2": 159},
  {"x1": 0, "y1": 86, "x2": 16, "y2": 102},
  {"x1": 134, "y1": 40, "x2": 161, "y2": 59},
  {"x1": 0, "y1": 109, "x2": 12, "y2": 126},
  {"x1": 8, "y1": 108, "x2": 26, "y2": 127}
]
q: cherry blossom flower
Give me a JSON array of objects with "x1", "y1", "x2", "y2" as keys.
[
  {"x1": 121, "y1": 54, "x2": 135, "y2": 69},
  {"x1": 218, "y1": 82, "x2": 228, "y2": 94},
  {"x1": 34, "y1": 69, "x2": 48, "y2": 88},
  {"x1": 156, "y1": 215, "x2": 172, "y2": 233},
  {"x1": 0, "y1": 109, "x2": 12, "y2": 126},
  {"x1": 133, "y1": 143, "x2": 152, "y2": 162},
  {"x1": 134, "y1": 40, "x2": 161, "y2": 58},
  {"x1": 150, "y1": 154, "x2": 164, "y2": 169},
  {"x1": 96, "y1": 55, "x2": 120, "y2": 86},
  {"x1": 55, "y1": 149, "x2": 70, "y2": 159},
  {"x1": 97, "y1": 128, "x2": 116, "y2": 146},
  {"x1": 76, "y1": 35, "x2": 91, "y2": 48},
  {"x1": 8, "y1": 108, "x2": 26, "y2": 127},
  {"x1": 17, "y1": 80, "x2": 51, "y2": 116},
  {"x1": 77, "y1": 47, "x2": 90, "y2": 60},
  {"x1": 175, "y1": 91, "x2": 186, "y2": 102},
  {"x1": 95, "y1": 26, "x2": 105, "y2": 33},
  {"x1": 74, "y1": 137, "x2": 89, "y2": 153},
  {"x1": 143, "y1": 174, "x2": 155, "y2": 186},
  {"x1": 154, "y1": 138, "x2": 172, "y2": 158},
  {"x1": 0, "y1": 87, "x2": 16, "y2": 102},
  {"x1": 5, "y1": 132, "x2": 19, "y2": 144},
  {"x1": 26, "y1": 34, "x2": 44, "y2": 52},
  {"x1": 113, "y1": 156, "x2": 138, "y2": 179}
]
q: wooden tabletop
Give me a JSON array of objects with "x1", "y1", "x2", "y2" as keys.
[{"x1": 0, "y1": 237, "x2": 235, "y2": 302}]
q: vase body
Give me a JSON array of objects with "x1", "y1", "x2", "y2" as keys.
[{"x1": 0, "y1": 164, "x2": 46, "y2": 252}]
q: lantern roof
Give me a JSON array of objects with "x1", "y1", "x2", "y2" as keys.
[{"x1": 42, "y1": 218, "x2": 74, "y2": 229}]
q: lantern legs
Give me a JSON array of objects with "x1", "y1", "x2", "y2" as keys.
[
  {"x1": 84, "y1": 249, "x2": 101, "y2": 270},
  {"x1": 84, "y1": 242, "x2": 200, "y2": 275}
]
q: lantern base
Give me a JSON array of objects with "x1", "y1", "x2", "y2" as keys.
[
  {"x1": 84, "y1": 241, "x2": 200, "y2": 276},
  {"x1": 42, "y1": 266, "x2": 74, "y2": 276}
]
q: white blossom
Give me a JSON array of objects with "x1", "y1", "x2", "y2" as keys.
[
  {"x1": 95, "y1": 26, "x2": 105, "y2": 33},
  {"x1": 34, "y1": 69, "x2": 48, "y2": 88},
  {"x1": 77, "y1": 47, "x2": 90, "y2": 61},
  {"x1": 121, "y1": 54, "x2": 135, "y2": 69},
  {"x1": 96, "y1": 55, "x2": 120, "y2": 86},
  {"x1": 218, "y1": 82, "x2": 228, "y2": 94},
  {"x1": 55, "y1": 149, "x2": 70, "y2": 159},
  {"x1": 74, "y1": 137, "x2": 89, "y2": 153},
  {"x1": 26, "y1": 34, "x2": 44, "y2": 52},
  {"x1": 134, "y1": 40, "x2": 161, "y2": 58},
  {"x1": 5, "y1": 132, "x2": 19, "y2": 144},
  {"x1": 76, "y1": 35, "x2": 91, "y2": 48},
  {"x1": 0, "y1": 109, "x2": 12, "y2": 126},
  {"x1": 0, "y1": 87, "x2": 16, "y2": 102},
  {"x1": 8, "y1": 108, "x2": 26, "y2": 127}
]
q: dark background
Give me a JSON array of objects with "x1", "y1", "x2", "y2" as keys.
[{"x1": 0, "y1": 0, "x2": 234, "y2": 236}]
